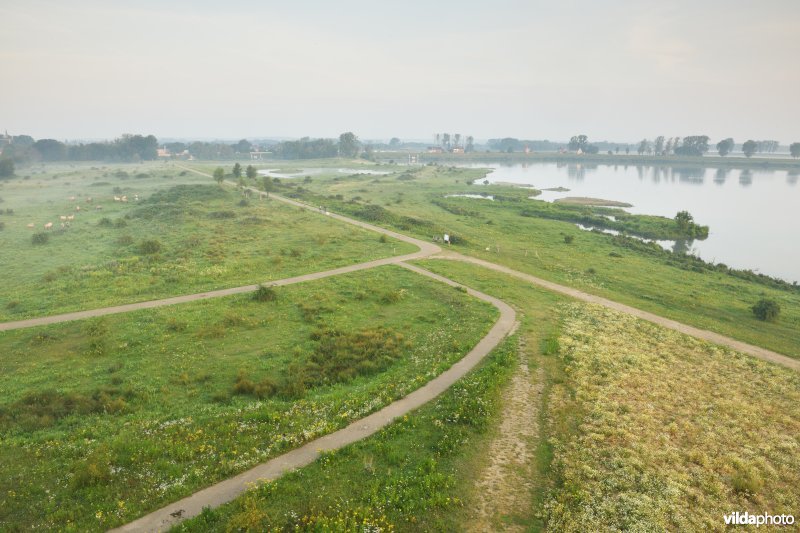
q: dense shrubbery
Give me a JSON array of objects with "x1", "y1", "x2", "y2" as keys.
[{"x1": 752, "y1": 298, "x2": 781, "y2": 321}]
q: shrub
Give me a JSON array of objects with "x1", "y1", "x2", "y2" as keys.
[
  {"x1": 98, "y1": 217, "x2": 113, "y2": 227},
  {"x1": 113, "y1": 218, "x2": 127, "y2": 228},
  {"x1": 253, "y1": 284, "x2": 276, "y2": 302},
  {"x1": 379, "y1": 234, "x2": 388, "y2": 243},
  {"x1": 138, "y1": 239, "x2": 162, "y2": 254},
  {"x1": 116, "y1": 234, "x2": 134, "y2": 246},
  {"x1": 381, "y1": 288, "x2": 407, "y2": 304},
  {"x1": 564, "y1": 235, "x2": 574, "y2": 244},
  {"x1": 731, "y1": 466, "x2": 764, "y2": 495},
  {"x1": 751, "y1": 298, "x2": 780, "y2": 321},
  {"x1": 31, "y1": 232, "x2": 49, "y2": 245}
]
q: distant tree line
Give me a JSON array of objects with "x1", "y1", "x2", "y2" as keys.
[{"x1": 0, "y1": 134, "x2": 158, "y2": 164}]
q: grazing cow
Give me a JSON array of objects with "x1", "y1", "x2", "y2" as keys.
[
  {"x1": 44, "y1": 222, "x2": 53, "y2": 230},
  {"x1": 69, "y1": 196, "x2": 76, "y2": 201},
  {"x1": 67, "y1": 215, "x2": 74, "y2": 221},
  {"x1": 86, "y1": 197, "x2": 92, "y2": 203},
  {"x1": 121, "y1": 196, "x2": 128, "y2": 202},
  {"x1": 26, "y1": 223, "x2": 34, "y2": 229},
  {"x1": 60, "y1": 215, "x2": 67, "y2": 221},
  {"x1": 75, "y1": 205, "x2": 81, "y2": 211},
  {"x1": 61, "y1": 223, "x2": 65, "y2": 229},
  {"x1": 114, "y1": 196, "x2": 121, "y2": 202}
]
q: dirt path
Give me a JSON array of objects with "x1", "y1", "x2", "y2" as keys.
[
  {"x1": 434, "y1": 252, "x2": 800, "y2": 373},
  {"x1": 110, "y1": 262, "x2": 517, "y2": 533},
  {"x1": 468, "y1": 338, "x2": 543, "y2": 532}
]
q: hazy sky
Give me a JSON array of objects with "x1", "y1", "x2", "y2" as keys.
[{"x1": 2, "y1": 0, "x2": 799, "y2": 143}]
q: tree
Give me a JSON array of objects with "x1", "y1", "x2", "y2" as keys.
[
  {"x1": 716, "y1": 138, "x2": 734, "y2": 157},
  {"x1": 453, "y1": 133, "x2": 461, "y2": 149},
  {"x1": 742, "y1": 140, "x2": 757, "y2": 158},
  {"x1": 568, "y1": 134, "x2": 597, "y2": 153},
  {"x1": 213, "y1": 167, "x2": 225, "y2": 185},
  {"x1": 637, "y1": 139, "x2": 650, "y2": 155},
  {"x1": 32, "y1": 139, "x2": 67, "y2": 161},
  {"x1": 442, "y1": 133, "x2": 451, "y2": 150},
  {"x1": 246, "y1": 165, "x2": 257, "y2": 179},
  {"x1": 752, "y1": 298, "x2": 780, "y2": 322},
  {"x1": 233, "y1": 139, "x2": 252, "y2": 154},
  {"x1": 232, "y1": 163, "x2": 242, "y2": 178},
  {"x1": 262, "y1": 176, "x2": 276, "y2": 192},
  {"x1": 338, "y1": 132, "x2": 360, "y2": 158},
  {"x1": 675, "y1": 210, "x2": 694, "y2": 233},
  {"x1": 0, "y1": 158, "x2": 13, "y2": 178},
  {"x1": 674, "y1": 136, "x2": 709, "y2": 156},
  {"x1": 389, "y1": 137, "x2": 401, "y2": 148},
  {"x1": 465, "y1": 136, "x2": 475, "y2": 153},
  {"x1": 654, "y1": 136, "x2": 665, "y2": 155},
  {"x1": 790, "y1": 142, "x2": 800, "y2": 158}
]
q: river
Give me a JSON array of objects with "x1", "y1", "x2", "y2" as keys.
[{"x1": 461, "y1": 162, "x2": 799, "y2": 283}]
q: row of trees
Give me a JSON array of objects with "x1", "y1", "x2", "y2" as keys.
[
  {"x1": 271, "y1": 132, "x2": 370, "y2": 159},
  {"x1": 0, "y1": 134, "x2": 158, "y2": 163},
  {"x1": 433, "y1": 133, "x2": 475, "y2": 152},
  {"x1": 636, "y1": 136, "x2": 798, "y2": 158}
]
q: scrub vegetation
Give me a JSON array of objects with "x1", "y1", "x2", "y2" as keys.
[{"x1": 0, "y1": 266, "x2": 496, "y2": 530}]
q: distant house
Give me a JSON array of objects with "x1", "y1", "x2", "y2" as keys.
[
  {"x1": 427, "y1": 146, "x2": 444, "y2": 153},
  {"x1": 450, "y1": 147, "x2": 464, "y2": 154},
  {"x1": 0, "y1": 131, "x2": 12, "y2": 146},
  {"x1": 157, "y1": 147, "x2": 170, "y2": 158}
]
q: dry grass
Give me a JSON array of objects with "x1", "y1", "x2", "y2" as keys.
[{"x1": 544, "y1": 303, "x2": 800, "y2": 531}]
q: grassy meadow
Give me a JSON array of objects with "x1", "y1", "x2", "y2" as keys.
[
  {"x1": 185, "y1": 258, "x2": 795, "y2": 532},
  {"x1": 258, "y1": 160, "x2": 800, "y2": 358},
  {"x1": 0, "y1": 266, "x2": 496, "y2": 531},
  {"x1": 0, "y1": 162, "x2": 412, "y2": 320}
]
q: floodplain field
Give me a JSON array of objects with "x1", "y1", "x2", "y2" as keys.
[
  {"x1": 260, "y1": 160, "x2": 800, "y2": 358},
  {"x1": 176, "y1": 258, "x2": 800, "y2": 531},
  {"x1": 0, "y1": 162, "x2": 412, "y2": 321},
  {"x1": 0, "y1": 265, "x2": 496, "y2": 530}
]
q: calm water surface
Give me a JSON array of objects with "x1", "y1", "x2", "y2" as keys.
[{"x1": 462, "y1": 162, "x2": 799, "y2": 283}]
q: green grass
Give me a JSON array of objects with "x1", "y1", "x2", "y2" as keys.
[
  {"x1": 167, "y1": 260, "x2": 566, "y2": 532},
  {"x1": 0, "y1": 163, "x2": 413, "y2": 320},
  {"x1": 269, "y1": 162, "x2": 800, "y2": 358},
  {"x1": 175, "y1": 335, "x2": 520, "y2": 532},
  {"x1": 0, "y1": 266, "x2": 496, "y2": 531}
]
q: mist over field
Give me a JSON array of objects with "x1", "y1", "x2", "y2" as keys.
[{"x1": 1, "y1": 1, "x2": 798, "y2": 532}]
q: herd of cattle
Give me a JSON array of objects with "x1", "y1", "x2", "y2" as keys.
[{"x1": 27, "y1": 193, "x2": 139, "y2": 230}]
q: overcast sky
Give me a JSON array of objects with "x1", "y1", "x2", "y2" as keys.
[{"x1": 2, "y1": 0, "x2": 798, "y2": 144}]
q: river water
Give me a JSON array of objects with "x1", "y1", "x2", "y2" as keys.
[{"x1": 462, "y1": 162, "x2": 799, "y2": 283}]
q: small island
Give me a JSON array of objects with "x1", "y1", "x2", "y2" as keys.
[{"x1": 554, "y1": 196, "x2": 633, "y2": 208}]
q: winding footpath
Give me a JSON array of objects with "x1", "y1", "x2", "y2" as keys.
[{"x1": 1, "y1": 164, "x2": 796, "y2": 531}]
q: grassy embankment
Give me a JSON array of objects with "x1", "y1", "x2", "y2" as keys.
[
  {"x1": 0, "y1": 163, "x2": 412, "y2": 320},
  {"x1": 420, "y1": 261, "x2": 800, "y2": 531},
  {"x1": 254, "y1": 161, "x2": 799, "y2": 358},
  {"x1": 0, "y1": 265, "x2": 496, "y2": 531}
]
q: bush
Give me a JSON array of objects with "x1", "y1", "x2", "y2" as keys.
[
  {"x1": 138, "y1": 239, "x2": 162, "y2": 254},
  {"x1": 31, "y1": 232, "x2": 49, "y2": 245},
  {"x1": 752, "y1": 298, "x2": 780, "y2": 321},
  {"x1": 253, "y1": 284, "x2": 276, "y2": 302},
  {"x1": 564, "y1": 235, "x2": 574, "y2": 244},
  {"x1": 98, "y1": 217, "x2": 113, "y2": 227}
]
